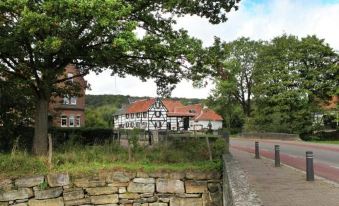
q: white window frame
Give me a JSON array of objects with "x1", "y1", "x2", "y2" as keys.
[
  {"x1": 63, "y1": 96, "x2": 70, "y2": 105},
  {"x1": 69, "y1": 115, "x2": 75, "y2": 127},
  {"x1": 70, "y1": 96, "x2": 77, "y2": 105},
  {"x1": 143, "y1": 112, "x2": 147, "y2": 118},
  {"x1": 126, "y1": 114, "x2": 129, "y2": 119},
  {"x1": 61, "y1": 115, "x2": 67, "y2": 127},
  {"x1": 131, "y1": 113, "x2": 134, "y2": 119}
]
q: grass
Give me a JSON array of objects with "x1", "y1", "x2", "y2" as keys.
[
  {"x1": 0, "y1": 138, "x2": 225, "y2": 178},
  {"x1": 309, "y1": 140, "x2": 339, "y2": 145}
]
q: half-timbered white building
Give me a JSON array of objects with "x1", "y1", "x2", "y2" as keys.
[{"x1": 113, "y1": 98, "x2": 223, "y2": 131}]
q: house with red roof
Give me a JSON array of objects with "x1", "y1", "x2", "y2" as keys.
[{"x1": 113, "y1": 98, "x2": 223, "y2": 131}]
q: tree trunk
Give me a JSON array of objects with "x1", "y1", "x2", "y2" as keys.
[{"x1": 33, "y1": 98, "x2": 49, "y2": 156}]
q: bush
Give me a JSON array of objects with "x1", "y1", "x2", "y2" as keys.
[{"x1": 300, "y1": 130, "x2": 339, "y2": 141}]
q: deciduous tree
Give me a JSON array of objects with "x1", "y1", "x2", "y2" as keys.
[{"x1": 0, "y1": 0, "x2": 240, "y2": 155}]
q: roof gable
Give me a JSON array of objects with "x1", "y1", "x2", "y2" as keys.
[{"x1": 126, "y1": 98, "x2": 156, "y2": 113}]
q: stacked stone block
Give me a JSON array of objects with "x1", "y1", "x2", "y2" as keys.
[{"x1": 0, "y1": 171, "x2": 222, "y2": 206}]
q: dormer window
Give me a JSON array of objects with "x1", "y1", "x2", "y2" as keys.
[
  {"x1": 155, "y1": 101, "x2": 161, "y2": 108},
  {"x1": 155, "y1": 111, "x2": 161, "y2": 117},
  {"x1": 131, "y1": 113, "x2": 134, "y2": 119}
]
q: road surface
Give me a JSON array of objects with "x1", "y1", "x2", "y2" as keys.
[{"x1": 230, "y1": 138, "x2": 339, "y2": 183}]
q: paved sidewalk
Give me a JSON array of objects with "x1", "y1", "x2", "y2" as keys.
[{"x1": 231, "y1": 148, "x2": 339, "y2": 206}]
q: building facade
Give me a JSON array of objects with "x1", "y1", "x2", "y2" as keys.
[
  {"x1": 48, "y1": 64, "x2": 86, "y2": 128},
  {"x1": 113, "y1": 98, "x2": 223, "y2": 131}
]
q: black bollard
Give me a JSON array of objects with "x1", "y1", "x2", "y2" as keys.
[
  {"x1": 306, "y1": 151, "x2": 314, "y2": 181},
  {"x1": 275, "y1": 145, "x2": 280, "y2": 167},
  {"x1": 255, "y1": 141, "x2": 260, "y2": 159}
]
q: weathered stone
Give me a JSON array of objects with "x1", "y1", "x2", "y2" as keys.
[
  {"x1": 64, "y1": 197, "x2": 90, "y2": 206},
  {"x1": 0, "y1": 202, "x2": 8, "y2": 206},
  {"x1": 120, "y1": 199, "x2": 133, "y2": 204},
  {"x1": 185, "y1": 171, "x2": 220, "y2": 180},
  {"x1": 118, "y1": 187, "x2": 126, "y2": 193},
  {"x1": 149, "y1": 172, "x2": 185, "y2": 180},
  {"x1": 170, "y1": 197, "x2": 203, "y2": 206},
  {"x1": 209, "y1": 190, "x2": 223, "y2": 206},
  {"x1": 136, "y1": 172, "x2": 149, "y2": 178},
  {"x1": 185, "y1": 181, "x2": 207, "y2": 193},
  {"x1": 47, "y1": 173, "x2": 69, "y2": 187},
  {"x1": 28, "y1": 197, "x2": 64, "y2": 206},
  {"x1": 90, "y1": 194, "x2": 118, "y2": 204},
  {"x1": 142, "y1": 196, "x2": 158, "y2": 203},
  {"x1": 16, "y1": 198, "x2": 28, "y2": 203},
  {"x1": 14, "y1": 176, "x2": 44, "y2": 188},
  {"x1": 140, "y1": 193, "x2": 154, "y2": 198},
  {"x1": 149, "y1": 203, "x2": 167, "y2": 206},
  {"x1": 158, "y1": 197, "x2": 170, "y2": 203},
  {"x1": 34, "y1": 187, "x2": 63, "y2": 200},
  {"x1": 156, "y1": 179, "x2": 184, "y2": 194},
  {"x1": 119, "y1": 193, "x2": 140, "y2": 199},
  {"x1": 86, "y1": 187, "x2": 117, "y2": 195},
  {"x1": 73, "y1": 179, "x2": 105, "y2": 188},
  {"x1": 108, "y1": 182, "x2": 129, "y2": 187},
  {"x1": 133, "y1": 178, "x2": 155, "y2": 184},
  {"x1": 106, "y1": 171, "x2": 135, "y2": 183},
  {"x1": 177, "y1": 193, "x2": 201, "y2": 198},
  {"x1": 127, "y1": 182, "x2": 155, "y2": 194},
  {"x1": 63, "y1": 188, "x2": 84, "y2": 201},
  {"x1": 207, "y1": 182, "x2": 221, "y2": 193},
  {"x1": 0, "y1": 188, "x2": 33, "y2": 201},
  {"x1": 0, "y1": 179, "x2": 12, "y2": 191},
  {"x1": 12, "y1": 203, "x2": 27, "y2": 206}
]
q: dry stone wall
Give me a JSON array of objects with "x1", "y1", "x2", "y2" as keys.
[{"x1": 0, "y1": 171, "x2": 222, "y2": 206}]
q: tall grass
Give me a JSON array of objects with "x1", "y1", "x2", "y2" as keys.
[{"x1": 0, "y1": 137, "x2": 226, "y2": 178}]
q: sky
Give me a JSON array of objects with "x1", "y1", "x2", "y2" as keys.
[{"x1": 86, "y1": 0, "x2": 339, "y2": 99}]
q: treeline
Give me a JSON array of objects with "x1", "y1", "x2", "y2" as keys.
[
  {"x1": 85, "y1": 94, "x2": 204, "y2": 127},
  {"x1": 198, "y1": 35, "x2": 338, "y2": 137}
]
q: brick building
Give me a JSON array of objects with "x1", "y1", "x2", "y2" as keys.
[{"x1": 48, "y1": 64, "x2": 86, "y2": 128}]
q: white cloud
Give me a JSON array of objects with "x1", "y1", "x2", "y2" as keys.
[{"x1": 86, "y1": 0, "x2": 339, "y2": 98}]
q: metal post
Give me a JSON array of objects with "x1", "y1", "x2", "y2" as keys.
[
  {"x1": 275, "y1": 145, "x2": 280, "y2": 167},
  {"x1": 306, "y1": 151, "x2": 314, "y2": 181},
  {"x1": 255, "y1": 141, "x2": 260, "y2": 159}
]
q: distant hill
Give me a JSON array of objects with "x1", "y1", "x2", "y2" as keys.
[{"x1": 85, "y1": 94, "x2": 205, "y2": 109}]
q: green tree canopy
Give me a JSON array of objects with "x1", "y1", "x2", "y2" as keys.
[
  {"x1": 251, "y1": 34, "x2": 339, "y2": 134},
  {"x1": 0, "y1": 0, "x2": 240, "y2": 155}
]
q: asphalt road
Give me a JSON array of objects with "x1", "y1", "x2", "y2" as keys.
[{"x1": 230, "y1": 138, "x2": 339, "y2": 183}]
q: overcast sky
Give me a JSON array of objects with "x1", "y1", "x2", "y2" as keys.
[{"x1": 86, "y1": 0, "x2": 339, "y2": 99}]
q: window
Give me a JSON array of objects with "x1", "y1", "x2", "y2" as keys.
[
  {"x1": 131, "y1": 113, "x2": 134, "y2": 119},
  {"x1": 155, "y1": 111, "x2": 161, "y2": 117},
  {"x1": 61, "y1": 115, "x2": 67, "y2": 127},
  {"x1": 126, "y1": 122, "x2": 129, "y2": 127},
  {"x1": 126, "y1": 114, "x2": 129, "y2": 119},
  {"x1": 76, "y1": 115, "x2": 81, "y2": 127},
  {"x1": 63, "y1": 97, "x2": 70, "y2": 105},
  {"x1": 136, "y1": 122, "x2": 140, "y2": 128},
  {"x1": 158, "y1": 121, "x2": 162, "y2": 128},
  {"x1": 131, "y1": 122, "x2": 134, "y2": 127},
  {"x1": 69, "y1": 115, "x2": 75, "y2": 127},
  {"x1": 137, "y1": 113, "x2": 140, "y2": 118},
  {"x1": 142, "y1": 122, "x2": 147, "y2": 127},
  {"x1": 70, "y1": 97, "x2": 77, "y2": 105},
  {"x1": 143, "y1": 112, "x2": 147, "y2": 118}
]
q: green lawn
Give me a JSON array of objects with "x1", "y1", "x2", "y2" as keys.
[{"x1": 0, "y1": 138, "x2": 225, "y2": 178}]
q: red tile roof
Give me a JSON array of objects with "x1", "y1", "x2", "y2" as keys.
[
  {"x1": 162, "y1": 99, "x2": 184, "y2": 112},
  {"x1": 195, "y1": 108, "x2": 223, "y2": 121},
  {"x1": 126, "y1": 98, "x2": 155, "y2": 113},
  {"x1": 123, "y1": 98, "x2": 223, "y2": 122}
]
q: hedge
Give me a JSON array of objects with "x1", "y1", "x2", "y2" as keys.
[{"x1": 0, "y1": 127, "x2": 116, "y2": 152}]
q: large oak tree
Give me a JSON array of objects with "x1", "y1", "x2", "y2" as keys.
[{"x1": 0, "y1": 0, "x2": 240, "y2": 155}]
